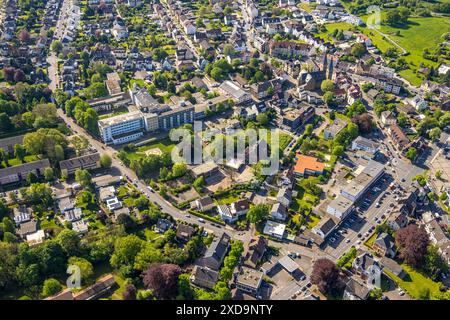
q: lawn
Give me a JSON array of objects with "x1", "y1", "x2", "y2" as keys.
[
  {"x1": 364, "y1": 231, "x2": 378, "y2": 248},
  {"x1": 314, "y1": 22, "x2": 356, "y2": 44},
  {"x1": 215, "y1": 193, "x2": 240, "y2": 205},
  {"x1": 124, "y1": 138, "x2": 176, "y2": 161},
  {"x1": 144, "y1": 228, "x2": 163, "y2": 241},
  {"x1": 385, "y1": 264, "x2": 441, "y2": 300},
  {"x1": 261, "y1": 130, "x2": 292, "y2": 151}
]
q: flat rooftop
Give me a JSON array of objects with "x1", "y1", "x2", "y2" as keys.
[
  {"x1": 235, "y1": 266, "x2": 263, "y2": 289},
  {"x1": 98, "y1": 111, "x2": 142, "y2": 128}
]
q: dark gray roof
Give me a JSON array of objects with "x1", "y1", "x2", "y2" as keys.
[
  {"x1": 59, "y1": 152, "x2": 100, "y2": 171},
  {"x1": 345, "y1": 278, "x2": 370, "y2": 300},
  {"x1": 204, "y1": 232, "x2": 230, "y2": 263},
  {"x1": 0, "y1": 158, "x2": 50, "y2": 178},
  {"x1": 380, "y1": 257, "x2": 404, "y2": 277},
  {"x1": 17, "y1": 219, "x2": 39, "y2": 236},
  {"x1": 0, "y1": 134, "x2": 24, "y2": 151},
  {"x1": 374, "y1": 233, "x2": 395, "y2": 250}
]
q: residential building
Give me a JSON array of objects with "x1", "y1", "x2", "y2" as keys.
[
  {"x1": 0, "y1": 159, "x2": 51, "y2": 185},
  {"x1": 387, "y1": 124, "x2": 410, "y2": 151},
  {"x1": 59, "y1": 152, "x2": 101, "y2": 174},
  {"x1": 189, "y1": 162, "x2": 219, "y2": 179},
  {"x1": 380, "y1": 111, "x2": 396, "y2": 126},
  {"x1": 243, "y1": 236, "x2": 268, "y2": 269},
  {"x1": 218, "y1": 204, "x2": 235, "y2": 224},
  {"x1": 282, "y1": 106, "x2": 315, "y2": 131},
  {"x1": 155, "y1": 218, "x2": 173, "y2": 233},
  {"x1": 17, "y1": 220, "x2": 39, "y2": 239},
  {"x1": 230, "y1": 199, "x2": 250, "y2": 217},
  {"x1": 313, "y1": 214, "x2": 338, "y2": 239},
  {"x1": 425, "y1": 220, "x2": 449, "y2": 246},
  {"x1": 410, "y1": 95, "x2": 428, "y2": 111},
  {"x1": 98, "y1": 111, "x2": 145, "y2": 145},
  {"x1": 194, "y1": 196, "x2": 215, "y2": 212},
  {"x1": 352, "y1": 252, "x2": 380, "y2": 279},
  {"x1": 190, "y1": 265, "x2": 219, "y2": 290},
  {"x1": 198, "y1": 232, "x2": 231, "y2": 271},
  {"x1": 373, "y1": 233, "x2": 396, "y2": 258},
  {"x1": 343, "y1": 278, "x2": 370, "y2": 300},
  {"x1": 270, "y1": 203, "x2": 288, "y2": 221},
  {"x1": 277, "y1": 187, "x2": 292, "y2": 207},
  {"x1": 235, "y1": 266, "x2": 263, "y2": 296},
  {"x1": 176, "y1": 224, "x2": 195, "y2": 242},
  {"x1": 13, "y1": 205, "x2": 31, "y2": 225},
  {"x1": 340, "y1": 160, "x2": 384, "y2": 202},
  {"x1": 26, "y1": 230, "x2": 46, "y2": 246},
  {"x1": 324, "y1": 118, "x2": 347, "y2": 140},
  {"x1": 387, "y1": 211, "x2": 408, "y2": 231},
  {"x1": 0, "y1": 134, "x2": 24, "y2": 154},
  {"x1": 263, "y1": 220, "x2": 286, "y2": 239},
  {"x1": 351, "y1": 136, "x2": 379, "y2": 155},
  {"x1": 72, "y1": 219, "x2": 89, "y2": 235},
  {"x1": 380, "y1": 257, "x2": 406, "y2": 279}
]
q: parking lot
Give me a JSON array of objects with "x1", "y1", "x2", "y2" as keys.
[{"x1": 323, "y1": 172, "x2": 402, "y2": 259}]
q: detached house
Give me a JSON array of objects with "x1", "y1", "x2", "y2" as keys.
[
  {"x1": 243, "y1": 236, "x2": 268, "y2": 269},
  {"x1": 277, "y1": 187, "x2": 292, "y2": 208},
  {"x1": 270, "y1": 203, "x2": 288, "y2": 221},
  {"x1": 373, "y1": 233, "x2": 396, "y2": 258},
  {"x1": 198, "y1": 232, "x2": 231, "y2": 270},
  {"x1": 183, "y1": 20, "x2": 196, "y2": 35}
]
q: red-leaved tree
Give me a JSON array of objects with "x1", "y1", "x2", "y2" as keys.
[
  {"x1": 395, "y1": 224, "x2": 429, "y2": 267},
  {"x1": 310, "y1": 258, "x2": 341, "y2": 294},
  {"x1": 122, "y1": 283, "x2": 137, "y2": 300},
  {"x1": 142, "y1": 263, "x2": 181, "y2": 299}
]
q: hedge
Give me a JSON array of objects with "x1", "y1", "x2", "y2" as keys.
[{"x1": 187, "y1": 209, "x2": 226, "y2": 225}]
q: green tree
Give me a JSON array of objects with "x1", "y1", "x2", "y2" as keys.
[
  {"x1": 332, "y1": 145, "x2": 344, "y2": 156},
  {"x1": 110, "y1": 235, "x2": 144, "y2": 274},
  {"x1": 246, "y1": 204, "x2": 270, "y2": 224},
  {"x1": 51, "y1": 40, "x2": 63, "y2": 53},
  {"x1": 321, "y1": 79, "x2": 335, "y2": 93},
  {"x1": 405, "y1": 147, "x2": 417, "y2": 161},
  {"x1": 172, "y1": 163, "x2": 187, "y2": 178},
  {"x1": 351, "y1": 43, "x2": 367, "y2": 58},
  {"x1": 75, "y1": 169, "x2": 92, "y2": 187},
  {"x1": 57, "y1": 229, "x2": 81, "y2": 256},
  {"x1": 44, "y1": 167, "x2": 54, "y2": 181},
  {"x1": 100, "y1": 154, "x2": 112, "y2": 168},
  {"x1": 42, "y1": 278, "x2": 62, "y2": 298},
  {"x1": 429, "y1": 127, "x2": 442, "y2": 141},
  {"x1": 256, "y1": 113, "x2": 269, "y2": 126},
  {"x1": 14, "y1": 144, "x2": 26, "y2": 162},
  {"x1": 26, "y1": 171, "x2": 38, "y2": 184}
]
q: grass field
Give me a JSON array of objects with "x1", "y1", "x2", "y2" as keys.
[
  {"x1": 315, "y1": 13, "x2": 450, "y2": 86},
  {"x1": 359, "y1": 14, "x2": 450, "y2": 86},
  {"x1": 385, "y1": 264, "x2": 441, "y2": 300},
  {"x1": 125, "y1": 138, "x2": 176, "y2": 161},
  {"x1": 315, "y1": 22, "x2": 356, "y2": 44}
]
